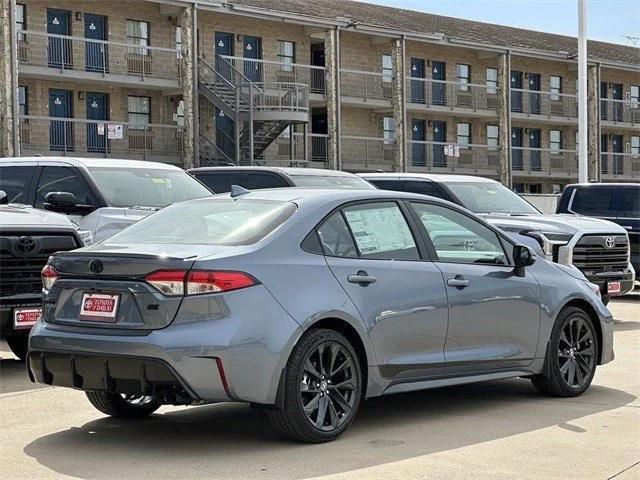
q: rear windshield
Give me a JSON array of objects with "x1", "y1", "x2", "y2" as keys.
[
  {"x1": 291, "y1": 175, "x2": 376, "y2": 190},
  {"x1": 88, "y1": 167, "x2": 211, "y2": 208},
  {"x1": 104, "y1": 199, "x2": 297, "y2": 246},
  {"x1": 570, "y1": 186, "x2": 640, "y2": 218}
]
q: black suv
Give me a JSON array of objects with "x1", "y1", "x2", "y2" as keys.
[
  {"x1": 557, "y1": 183, "x2": 639, "y2": 278},
  {"x1": 188, "y1": 167, "x2": 375, "y2": 193}
]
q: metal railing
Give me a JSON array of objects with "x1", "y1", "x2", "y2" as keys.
[
  {"x1": 600, "y1": 98, "x2": 640, "y2": 124},
  {"x1": 408, "y1": 141, "x2": 499, "y2": 172},
  {"x1": 340, "y1": 69, "x2": 392, "y2": 102},
  {"x1": 258, "y1": 132, "x2": 329, "y2": 168},
  {"x1": 601, "y1": 152, "x2": 640, "y2": 178},
  {"x1": 510, "y1": 88, "x2": 578, "y2": 118},
  {"x1": 511, "y1": 147, "x2": 578, "y2": 175},
  {"x1": 250, "y1": 82, "x2": 309, "y2": 113},
  {"x1": 406, "y1": 78, "x2": 500, "y2": 111},
  {"x1": 341, "y1": 135, "x2": 395, "y2": 169},
  {"x1": 20, "y1": 115, "x2": 183, "y2": 162},
  {"x1": 220, "y1": 55, "x2": 325, "y2": 94},
  {"x1": 17, "y1": 30, "x2": 181, "y2": 81}
]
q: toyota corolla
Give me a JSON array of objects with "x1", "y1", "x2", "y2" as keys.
[{"x1": 28, "y1": 188, "x2": 613, "y2": 442}]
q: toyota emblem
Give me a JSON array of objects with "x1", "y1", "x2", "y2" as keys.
[
  {"x1": 604, "y1": 236, "x2": 616, "y2": 249},
  {"x1": 14, "y1": 236, "x2": 37, "y2": 257},
  {"x1": 89, "y1": 259, "x2": 104, "y2": 273}
]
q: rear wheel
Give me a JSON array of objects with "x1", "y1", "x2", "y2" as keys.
[
  {"x1": 531, "y1": 306, "x2": 598, "y2": 397},
  {"x1": 6, "y1": 335, "x2": 28, "y2": 361},
  {"x1": 268, "y1": 328, "x2": 362, "y2": 443},
  {"x1": 86, "y1": 391, "x2": 161, "y2": 418}
]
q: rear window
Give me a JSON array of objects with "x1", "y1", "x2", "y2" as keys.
[
  {"x1": 105, "y1": 199, "x2": 296, "y2": 246},
  {"x1": 193, "y1": 172, "x2": 245, "y2": 193},
  {"x1": 291, "y1": 175, "x2": 376, "y2": 190},
  {"x1": 570, "y1": 187, "x2": 616, "y2": 217}
]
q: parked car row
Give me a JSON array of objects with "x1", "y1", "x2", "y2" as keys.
[{"x1": 0, "y1": 156, "x2": 634, "y2": 443}]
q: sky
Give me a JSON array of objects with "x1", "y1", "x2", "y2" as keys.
[{"x1": 360, "y1": 0, "x2": 640, "y2": 45}]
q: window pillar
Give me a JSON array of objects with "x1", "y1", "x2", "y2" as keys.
[
  {"x1": 498, "y1": 51, "x2": 512, "y2": 188},
  {"x1": 180, "y1": 5, "x2": 198, "y2": 168},
  {"x1": 391, "y1": 37, "x2": 407, "y2": 172},
  {"x1": 324, "y1": 27, "x2": 340, "y2": 170},
  {"x1": 587, "y1": 63, "x2": 600, "y2": 181}
]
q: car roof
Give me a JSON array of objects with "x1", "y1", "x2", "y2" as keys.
[
  {"x1": 564, "y1": 182, "x2": 640, "y2": 188},
  {"x1": 357, "y1": 172, "x2": 500, "y2": 183},
  {"x1": 0, "y1": 156, "x2": 183, "y2": 170},
  {"x1": 188, "y1": 166, "x2": 360, "y2": 177}
]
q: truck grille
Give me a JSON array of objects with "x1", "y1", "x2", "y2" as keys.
[
  {"x1": 0, "y1": 232, "x2": 79, "y2": 299},
  {"x1": 572, "y1": 234, "x2": 629, "y2": 273}
]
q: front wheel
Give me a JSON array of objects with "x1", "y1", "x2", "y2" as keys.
[
  {"x1": 6, "y1": 335, "x2": 28, "y2": 361},
  {"x1": 531, "y1": 306, "x2": 598, "y2": 397},
  {"x1": 86, "y1": 391, "x2": 161, "y2": 418},
  {"x1": 268, "y1": 328, "x2": 362, "y2": 443}
]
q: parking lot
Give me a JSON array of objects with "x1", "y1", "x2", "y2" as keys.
[{"x1": 0, "y1": 292, "x2": 637, "y2": 480}]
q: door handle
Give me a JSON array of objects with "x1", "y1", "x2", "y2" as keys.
[
  {"x1": 447, "y1": 276, "x2": 470, "y2": 289},
  {"x1": 347, "y1": 270, "x2": 377, "y2": 286}
]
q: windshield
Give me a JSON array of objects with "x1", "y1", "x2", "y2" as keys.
[
  {"x1": 88, "y1": 167, "x2": 211, "y2": 208},
  {"x1": 105, "y1": 199, "x2": 296, "y2": 246},
  {"x1": 291, "y1": 175, "x2": 376, "y2": 190},
  {"x1": 446, "y1": 182, "x2": 539, "y2": 215}
]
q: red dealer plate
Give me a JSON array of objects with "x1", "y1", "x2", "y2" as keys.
[
  {"x1": 13, "y1": 308, "x2": 41, "y2": 329},
  {"x1": 79, "y1": 293, "x2": 120, "y2": 322},
  {"x1": 607, "y1": 281, "x2": 621, "y2": 295}
]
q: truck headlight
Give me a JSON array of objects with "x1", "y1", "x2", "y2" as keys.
[{"x1": 522, "y1": 231, "x2": 573, "y2": 257}]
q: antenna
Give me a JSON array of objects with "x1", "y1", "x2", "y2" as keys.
[{"x1": 230, "y1": 184, "x2": 250, "y2": 199}]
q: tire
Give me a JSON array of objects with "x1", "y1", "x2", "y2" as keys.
[
  {"x1": 6, "y1": 335, "x2": 28, "y2": 361},
  {"x1": 86, "y1": 391, "x2": 161, "y2": 418},
  {"x1": 531, "y1": 306, "x2": 598, "y2": 397},
  {"x1": 267, "y1": 328, "x2": 362, "y2": 443}
]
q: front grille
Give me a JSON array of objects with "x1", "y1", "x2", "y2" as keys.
[
  {"x1": 572, "y1": 234, "x2": 629, "y2": 273},
  {"x1": 0, "y1": 232, "x2": 79, "y2": 298}
]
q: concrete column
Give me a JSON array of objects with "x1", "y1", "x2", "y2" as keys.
[
  {"x1": 324, "y1": 28, "x2": 339, "y2": 170},
  {"x1": 0, "y1": 0, "x2": 16, "y2": 157},
  {"x1": 587, "y1": 64, "x2": 600, "y2": 181},
  {"x1": 497, "y1": 51, "x2": 512, "y2": 188},
  {"x1": 391, "y1": 37, "x2": 406, "y2": 172},
  {"x1": 180, "y1": 5, "x2": 198, "y2": 168}
]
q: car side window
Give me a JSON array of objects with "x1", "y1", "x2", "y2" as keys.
[
  {"x1": 411, "y1": 202, "x2": 507, "y2": 265},
  {"x1": 368, "y1": 179, "x2": 401, "y2": 191},
  {"x1": 0, "y1": 166, "x2": 33, "y2": 204},
  {"x1": 247, "y1": 173, "x2": 288, "y2": 190},
  {"x1": 342, "y1": 202, "x2": 419, "y2": 260},
  {"x1": 35, "y1": 166, "x2": 93, "y2": 208},
  {"x1": 403, "y1": 181, "x2": 450, "y2": 201},
  {"x1": 317, "y1": 211, "x2": 358, "y2": 258}
]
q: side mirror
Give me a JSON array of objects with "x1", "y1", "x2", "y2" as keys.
[
  {"x1": 513, "y1": 244, "x2": 536, "y2": 269},
  {"x1": 43, "y1": 191, "x2": 77, "y2": 214},
  {"x1": 0, "y1": 190, "x2": 7, "y2": 205}
]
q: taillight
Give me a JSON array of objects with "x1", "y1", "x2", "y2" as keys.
[
  {"x1": 145, "y1": 270, "x2": 256, "y2": 296},
  {"x1": 186, "y1": 270, "x2": 255, "y2": 295},
  {"x1": 145, "y1": 270, "x2": 186, "y2": 296},
  {"x1": 41, "y1": 265, "x2": 59, "y2": 291}
]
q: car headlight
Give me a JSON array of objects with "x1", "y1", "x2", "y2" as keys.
[
  {"x1": 522, "y1": 231, "x2": 573, "y2": 257},
  {"x1": 77, "y1": 230, "x2": 94, "y2": 246}
]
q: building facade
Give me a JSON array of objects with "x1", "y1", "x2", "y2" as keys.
[{"x1": 1, "y1": 0, "x2": 638, "y2": 192}]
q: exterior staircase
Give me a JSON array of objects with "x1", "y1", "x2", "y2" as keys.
[{"x1": 197, "y1": 55, "x2": 309, "y2": 166}]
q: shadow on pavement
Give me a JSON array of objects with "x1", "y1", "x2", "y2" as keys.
[
  {"x1": 0, "y1": 357, "x2": 44, "y2": 395},
  {"x1": 23, "y1": 379, "x2": 636, "y2": 480}
]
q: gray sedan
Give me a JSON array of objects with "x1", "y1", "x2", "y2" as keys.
[{"x1": 29, "y1": 188, "x2": 613, "y2": 443}]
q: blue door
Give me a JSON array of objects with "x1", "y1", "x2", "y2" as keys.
[
  {"x1": 86, "y1": 92, "x2": 108, "y2": 153},
  {"x1": 431, "y1": 61, "x2": 446, "y2": 106},
  {"x1": 410, "y1": 58, "x2": 425, "y2": 103},
  {"x1": 243, "y1": 35, "x2": 262, "y2": 82},
  {"x1": 511, "y1": 127, "x2": 523, "y2": 171},
  {"x1": 611, "y1": 134, "x2": 623, "y2": 174},
  {"x1": 528, "y1": 73, "x2": 541, "y2": 114},
  {"x1": 215, "y1": 108, "x2": 235, "y2": 159},
  {"x1": 84, "y1": 14, "x2": 107, "y2": 73},
  {"x1": 511, "y1": 71, "x2": 523, "y2": 112},
  {"x1": 49, "y1": 89, "x2": 73, "y2": 152},
  {"x1": 611, "y1": 83, "x2": 623, "y2": 121},
  {"x1": 411, "y1": 119, "x2": 426, "y2": 166},
  {"x1": 528, "y1": 128, "x2": 541, "y2": 171},
  {"x1": 47, "y1": 9, "x2": 72, "y2": 69},
  {"x1": 432, "y1": 120, "x2": 446, "y2": 167},
  {"x1": 215, "y1": 32, "x2": 234, "y2": 80}
]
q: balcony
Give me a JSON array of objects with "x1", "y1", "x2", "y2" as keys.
[
  {"x1": 408, "y1": 141, "x2": 499, "y2": 175},
  {"x1": 406, "y1": 79, "x2": 499, "y2": 117},
  {"x1": 341, "y1": 135, "x2": 394, "y2": 171},
  {"x1": 600, "y1": 98, "x2": 640, "y2": 128},
  {"x1": 511, "y1": 89, "x2": 578, "y2": 124},
  {"x1": 20, "y1": 116, "x2": 183, "y2": 164},
  {"x1": 220, "y1": 56, "x2": 325, "y2": 98},
  {"x1": 511, "y1": 147, "x2": 578, "y2": 178},
  {"x1": 340, "y1": 69, "x2": 392, "y2": 106},
  {"x1": 601, "y1": 152, "x2": 640, "y2": 180},
  {"x1": 17, "y1": 30, "x2": 182, "y2": 90}
]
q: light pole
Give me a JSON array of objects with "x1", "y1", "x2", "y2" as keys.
[{"x1": 577, "y1": 0, "x2": 588, "y2": 183}]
